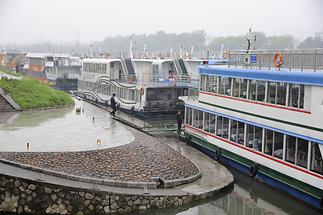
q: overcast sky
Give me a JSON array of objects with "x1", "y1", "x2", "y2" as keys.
[{"x1": 0, "y1": 0, "x2": 322, "y2": 45}]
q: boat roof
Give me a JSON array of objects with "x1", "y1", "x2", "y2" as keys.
[
  {"x1": 199, "y1": 66, "x2": 323, "y2": 87},
  {"x1": 82, "y1": 58, "x2": 121, "y2": 64},
  {"x1": 26, "y1": 52, "x2": 70, "y2": 59}
]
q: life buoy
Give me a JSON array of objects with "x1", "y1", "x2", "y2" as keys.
[
  {"x1": 274, "y1": 52, "x2": 283, "y2": 68},
  {"x1": 249, "y1": 164, "x2": 257, "y2": 177}
]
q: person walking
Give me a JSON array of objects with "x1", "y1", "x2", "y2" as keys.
[
  {"x1": 110, "y1": 93, "x2": 117, "y2": 117},
  {"x1": 176, "y1": 110, "x2": 183, "y2": 134}
]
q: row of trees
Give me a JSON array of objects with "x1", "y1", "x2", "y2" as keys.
[{"x1": 3, "y1": 31, "x2": 323, "y2": 54}]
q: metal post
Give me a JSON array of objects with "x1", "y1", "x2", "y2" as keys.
[
  {"x1": 301, "y1": 50, "x2": 304, "y2": 71},
  {"x1": 314, "y1": 49, "x2": 317, "y2": 72}
]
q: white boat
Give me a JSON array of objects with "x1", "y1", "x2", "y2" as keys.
[
  {"x1": 182, "y1": 49, "x2": 323, "y2": 209},
  {"x1": 23, "y1": 52, "x2": 81, "y2": 90},
  {"x1": 77, "y1": 57, "x2": 202, "y2": 118}
]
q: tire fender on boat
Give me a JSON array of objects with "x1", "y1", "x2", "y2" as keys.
[
  {"x1": 214, "y1": 149, "x2": 222, "y2": 161},
  {"x1": 249, "y1": 164, "x2": 257, "y2": 177}
]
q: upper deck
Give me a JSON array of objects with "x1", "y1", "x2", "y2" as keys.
[
  {"x1": 225, "y1": 49, "x2": 323, "y2": 72},
  {"x1": 190, "y1": 53, "x2": 323, "y2": 142}
]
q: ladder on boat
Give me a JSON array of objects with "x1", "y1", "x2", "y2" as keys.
[
  {"x1": 173, "y1": 58, "x2": 190, "y2": 83},
  {"x1": 122, "y1": 58, "x2": 137, "y2": 83}
]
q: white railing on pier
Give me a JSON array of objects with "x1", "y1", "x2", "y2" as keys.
[{"x1": 226, "y1": 49, "x2": 323, "y2": 72}]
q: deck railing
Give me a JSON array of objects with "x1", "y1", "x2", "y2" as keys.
[{"x1": 226, "y1": 49, "x2": 323, "y2": 72}]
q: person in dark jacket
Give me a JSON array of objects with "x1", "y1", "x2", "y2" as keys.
[
  {"x1": 110, "y1": 93, "x2": 117, "y2": 116},
  {"x1": 176, "y1": 110, "x2": 183, "y2": 133}
]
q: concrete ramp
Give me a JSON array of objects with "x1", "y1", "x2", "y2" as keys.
[{"x1": 0, "y1": 87, "x2": 21, "y2": 112}]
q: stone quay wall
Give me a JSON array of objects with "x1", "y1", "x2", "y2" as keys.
[{"x1": 0, "y1": 174, "x2": 193, "y2": 215}]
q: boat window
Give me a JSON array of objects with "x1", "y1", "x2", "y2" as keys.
[
  {"x1": 288, "y1": 84, "x2": 304, "y2": 109},
  {"x1": 296, "y1": 138, "x2": 308, "y2": 168},
  {"x1": 249, "y1": 80, "x2": 257, "y2": 101},
  {"x1": 146, "y1": 88, "x2": 157, "y2": 101},
  {"x1": 286, "y1": 136, "x2": 309, "y2": 168},
  {"x1": 206, "y1": 76, "x2": 212, "y2": 92},
  {"x1": 267, "y1": 82, "x2": 277, "y2": 104},
  {"x1": 232, "y1": 78, "x2": 240, "y2": 97},
  {"x1": 264, "y1": 129, "x2": 274, "y2": 156},
  {"x1": 246, "y1": 125, "x2": 263, "y2": 151},
  {"x1": 232, "y1": 78, "x2": 248, "y2": 99},
  {"x1": 212, "y1": 76, "x2": 218, "y2": 93},
  {"x1": 286, "y1": 135, "x2": 296, "y2": 164},
  {"x1": 216, "y1": 116, "x2": 229, "y2": 139},
  {"x1": 230, "y1": 119, "x2": 244, "y2": 145},
  {"x1": 256, "y1": 81, "x2": 266, "y2": 102},
  {"x1": 274, "y1": 132, "x2": 284, "y2": 159},
  {"x1": 200, "y1": 75, "x2": 206, "y2": 91},
  {"x1": 276, "y1": 82, "x2": 287, "y2": 106},
  {"x1": 193, "y1": 109, "x2": 203, "y2": 129},
  {"x1": 310, "y1": 142, "x2": 323, "y2": 175},
  {"x1": 203, "y1": 112, "x2": 216, "y2": 134},
  {"x1": 203, "y1": 112, "x2": 210, "y2": 132},
  {"x1": 219, "y1": 77, "x2": 232, "y2": 96},
  {"x1": 185, "y1": 107, "x2": 192, "y2": 125}
]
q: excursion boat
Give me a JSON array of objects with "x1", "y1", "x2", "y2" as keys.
[
  {"x1": 0, "y1": 52, "x2": 25, "y2": 71},
  {"x1": 77, "y1": 57, "x2": 201, "y2": 118},
  {"x1": 182, "y1": 49, "x2": 323, "y2": 209},
  {"x1": 23, "y1": 53, "x2": 81, "y2": 91}
]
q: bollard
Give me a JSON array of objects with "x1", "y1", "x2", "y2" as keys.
[
  {"x1": 26, "y1": 142, "x2": 30, "y2": 150},
  {"x1": 97, "y1": 139, "x2": 101, "y2": 145},
  {"x1": 143, "y1": 184, "x2": 149, "y2": 194}
]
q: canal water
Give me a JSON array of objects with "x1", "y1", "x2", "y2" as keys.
[{"x1": 0, "y1": 101, "x2": 321, "y2": 214}]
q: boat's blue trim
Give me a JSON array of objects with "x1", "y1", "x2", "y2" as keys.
[
  {"x1": 199, "y1": 66, "x2": 323, "y2": 87},
  {"x1": 185, "y1": 103, "x2": 323, "y2": 145},
  {"x1": 187, "y1": 138, "x2": 322, "y2": 209}
]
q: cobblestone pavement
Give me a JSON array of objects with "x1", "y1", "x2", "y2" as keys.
[{"x1": 0, "y1": 127, "x2": 199, "y2": 182}]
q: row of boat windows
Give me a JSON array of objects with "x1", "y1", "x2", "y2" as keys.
[
  {"x1": 29, "y1": 58, "x2": 44, "y2": 66},
  {"x1": 78, "y1": 80, "x2": 141, "y2": 102},
  {"x1": 185, "y1": 107, "x2": 323, "y2": 175},
  {"x1": 200, "y1": 75, "x2": 305, "y2": 109},
  {"x1": 83, "y1": 63, "x2": 107, "y2": 74}
]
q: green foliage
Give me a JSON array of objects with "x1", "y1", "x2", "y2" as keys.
[
  {"x1": 208, "y1": 32, "x2": 295, "y2": 51},
  {"x1": 298, "y1": 35, "x2": 323, "y2": 49},
  {"x1": 0, "y1": 76, "x2": 74, "y2": 109},
  {"x1": 100, "y1": 30, "x2": 206, "y2": 52}
]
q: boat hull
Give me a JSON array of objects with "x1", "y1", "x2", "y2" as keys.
[{"x1": 185, "y1": 132, "x2": 323, "y2": 210}]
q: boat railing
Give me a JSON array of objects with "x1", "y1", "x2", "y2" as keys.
[{"x1": 226, "y1": 49, "x2": 323, "y2": 72}]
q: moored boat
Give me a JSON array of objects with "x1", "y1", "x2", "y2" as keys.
[{"x1": 183, "y1": 49, "x2": 323, "y2": 209}]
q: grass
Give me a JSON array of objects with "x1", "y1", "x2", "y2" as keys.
[
  {"x1": 0, "y1": 66, "x2": 22, "y2": 77},
  {"x1": 0, "y1": 71, "x2": 74, "y2": 109}
]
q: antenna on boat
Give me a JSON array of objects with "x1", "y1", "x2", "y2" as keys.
[
  {"x1": 190, "y1": 46, "x2": 194, "y2": 59},
  {"x1": 247, "y1": 25, "x2": 252, "y2": 51},
  {"x1": 130, "y1": 37, "x2": 133, "y2": 59}
]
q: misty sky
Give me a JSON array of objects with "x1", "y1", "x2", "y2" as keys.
[{"x1": 0, "y1": 0, "x2": 322, "y2": 45}]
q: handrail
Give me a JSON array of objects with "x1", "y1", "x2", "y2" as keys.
[{"x1": 226, "y1": 49, "x2": 323, "y2": 72}]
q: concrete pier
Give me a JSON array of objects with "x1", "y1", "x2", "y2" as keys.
[{"x1": 0, "y1": 100, "x2": 233, "y2": 214}]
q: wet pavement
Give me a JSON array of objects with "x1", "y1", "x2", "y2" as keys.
[{"x1": 0, "y1": 99, "x2": 134, "y2": 152}]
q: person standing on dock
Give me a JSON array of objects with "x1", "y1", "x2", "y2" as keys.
[
  {"x1": 110, "y1": 93, "x2": 117, "y2": 117},
  {"x1": 176, "y1": 110, "x2": 183, "y2": 134}
]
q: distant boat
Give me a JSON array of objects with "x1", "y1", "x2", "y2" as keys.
[{"x1": 23, "y1": 52, "x2": 81, "y2": 91}]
